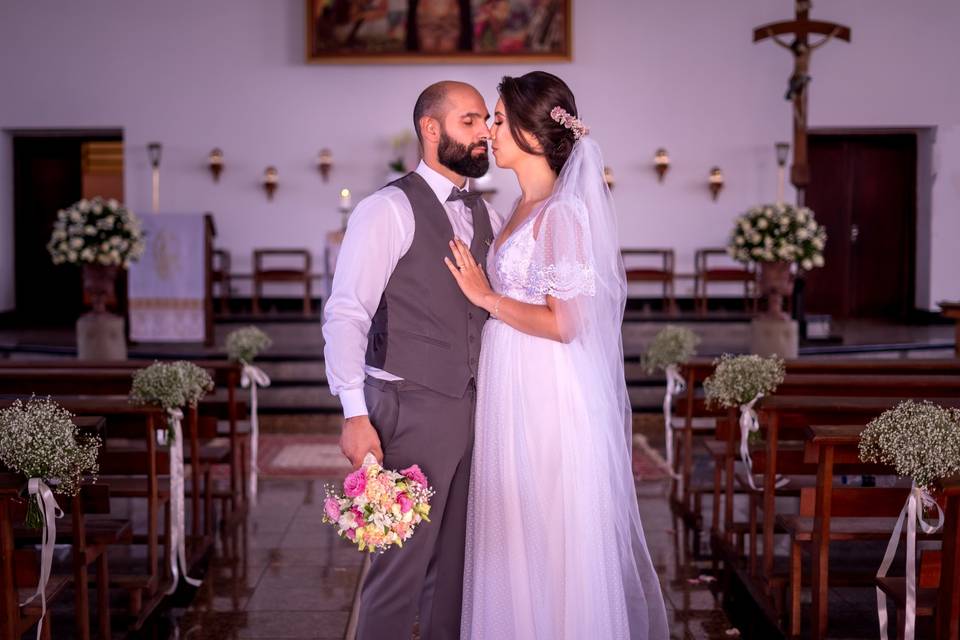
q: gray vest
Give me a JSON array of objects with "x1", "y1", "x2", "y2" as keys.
[{"x1": 365, "y1": 172, "x2": 494, "y2": 398}]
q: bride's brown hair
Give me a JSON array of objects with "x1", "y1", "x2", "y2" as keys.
[{"x1": 497, "y1": 71, "x2": 579, "y2": 175}]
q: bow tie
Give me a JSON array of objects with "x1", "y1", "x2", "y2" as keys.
[{"x1": 447, "y1": 187, "x2": 483, "y2": 206}]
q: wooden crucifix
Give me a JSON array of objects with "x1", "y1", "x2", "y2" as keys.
[{"x1": 754, "y1": 1, "x2": 850, "y2": 205}]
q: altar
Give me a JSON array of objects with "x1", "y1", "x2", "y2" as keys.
[{"x1": 127, "y1": 213, "x2": 215, "y2": 344}]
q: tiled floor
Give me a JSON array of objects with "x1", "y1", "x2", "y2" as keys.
[{"x1": 140, "y1": 471, "x2": 734, "y2": 639}]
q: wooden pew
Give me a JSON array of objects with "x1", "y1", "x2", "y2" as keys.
[
  {"x1": 0, "y1": 368, "x2": 231, "y2": 548},
  {"x1": 0, "y1": 481, "x2": 68, "y2": 640},
  {"x1": 671, "y1": 358, "x2": 960, "y2": 533},
  {"x1": 0, "y1": 398, "x2": 170, "y2": 630},
  {"x1": 718, "y1": 396, "x2": 960, "y2": 638},
  {"x1": 803, "y1": 426, "x2": 959, "y2": 640},
  {"x1": 0, "y1": 359, "x2": 248, "y2": 514}
]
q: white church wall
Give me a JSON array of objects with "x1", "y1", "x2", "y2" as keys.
[{"x1": 0, "y1": 0, "x2": 957, "y2": 312}]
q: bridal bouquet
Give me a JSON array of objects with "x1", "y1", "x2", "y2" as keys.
[
  {"x1": 324, "y1": 455, "x2": 434, "y2": 553},
  {"x1": 727, "y1": 203, "x2": 826, "y2": 271},
  {"x1": 704, "y1": 353, "x2": 785, "y2": 409},
  {"x1": 0, "y1": 397, "x2": 101, "y2": 528},
  {"x1": 642, "y1": 325, "x2": 700, "y2": 374},
  {"x1": 859, "y1": 400, "x2": 960, "y2": 491},
  {"x1": 47, "y1": 197, "x2": 145, "y2": 268}
]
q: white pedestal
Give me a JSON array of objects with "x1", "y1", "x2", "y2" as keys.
[
  {"x1": 77, "y1": 312, "x2": 128, "y2": 360},
  {"x1": 750, "y1": 317, "x2": 799, "y2": 359}
]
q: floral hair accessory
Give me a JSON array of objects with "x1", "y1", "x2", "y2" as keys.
[{"x1": 550, "y1": 106, "x2": 589, "y2": 140}]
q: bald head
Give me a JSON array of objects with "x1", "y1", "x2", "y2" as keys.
[{"x1": 413, "y1": 81, "x2": 483, "y2": 145}]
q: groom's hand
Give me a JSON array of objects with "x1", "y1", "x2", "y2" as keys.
[{"x1": 340, "y1": 415, "x2": 383, "y2": 469}]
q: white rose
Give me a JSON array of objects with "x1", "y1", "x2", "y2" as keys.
[
  {"x1": 77, "y1": 199, "x2": 90, "y2": 212},
  {"x1": 67, "y1": 250, "x2": 78, "y2": 262},
  {"x1": 763, "y1": 250, "x2": 774, "y2": 261},
  {"x1": 813, "y1": 238, "x2": 825, "y2": 250},
  {"x1": 813, "y1": 255, "x2": 824, "y2": 267},
  {"x1": 735, "y1": 236, "x2": 745, "y2": 246},
  {"x1": 751, "y1": 247, "x2": 763, "y2": 257},
  {"x1": 750, "y1": 232, "x2": 762, "y2": 243},
  {"x1": 757, "y1": 217, "x2": 768, "y2": 230},
  {"x1": 69, "y1": 210, "x2": 82, "y2": 223},
  {"x1": 97, "y1": 254, "x2": 111, "y2": 265},
  {"x1": 92, "y1": 203, "x2": 103, "y2": 214},
  {"x1": 797, "y1": 229, "x2": 809, "y2": 240},
  {"x1": 69, "y1": 237, "x2": 84, "y2": 249},
  {"x1": 109, "y1": 249, "x2": 120, "y2": 261},
  {"x1": 801, "y1": 259, "x2": 813, "y2": 270},
  {"x1": 110, "y1": 236, "x2": 122, "y2": 246},
  {"x1": 107, "y1": 199, "x2": 119, "y2": 210},
  {"x1": 100, "y1": 242, "x2": 110, "y2": 252},
  {"x1": 81, "y1": 248, "x2": 94, "y2": 261},
  {"x1": 84, "y1": 225, "x2": 96, "y2": 235}
]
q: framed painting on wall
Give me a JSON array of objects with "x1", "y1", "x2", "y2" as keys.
[{"x1": 306, "y1": 0, "x2": 572, "y2": 63}]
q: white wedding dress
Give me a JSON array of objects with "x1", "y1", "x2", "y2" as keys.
[{"x1": 461, "y1": 139, "x2": 669, "y2": 639}]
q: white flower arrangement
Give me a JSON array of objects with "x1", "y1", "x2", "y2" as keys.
[
  {"x1": 225, "y1": 326, "x2": 273, "y2": 364},
  {"x1": 727, "y1": 203, "x2": 826, "y2": 271},
  {"x1": 130, "y1": 361, "x2": 214, "y2": 412},
  {"x1": 47, "y1": 196, "x2": 145, "y2": 268},
  {"x1": 703, "y1": 354, "x2": 785, "y2": 409},
  {"x1": 0, "y1": 397, "x2": 101, "y2": 527},
  {"x1": 859, "y1": 400, "x2": 960, "y2": 491},
  {"x1": 642, "y1": 325, "x2": 701, "y2": 374}
]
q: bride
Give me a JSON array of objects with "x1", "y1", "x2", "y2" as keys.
[{"x1": 444, "y1": 71, "x2": 669, "y2": 639}]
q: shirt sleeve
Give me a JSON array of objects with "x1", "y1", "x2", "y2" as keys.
[{"x1": 322, "y1": 193, "x2": 408, "y2": 418}]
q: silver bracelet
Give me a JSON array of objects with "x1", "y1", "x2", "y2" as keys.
[{"x1": 492, "y1": 295, "x2": 505, "y2": 319}]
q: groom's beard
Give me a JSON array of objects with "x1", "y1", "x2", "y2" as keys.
[{"x1": 438, "y1": 131, "x2": 489, "y2": 178}]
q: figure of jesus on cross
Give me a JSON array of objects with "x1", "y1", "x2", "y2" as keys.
[{"x1": 754, "y1": 0, "x2": 851, "y2": 204}]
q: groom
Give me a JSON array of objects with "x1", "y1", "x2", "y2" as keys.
[{"x1": 322, "y1": 81, "x2": 502, "y2": 640}]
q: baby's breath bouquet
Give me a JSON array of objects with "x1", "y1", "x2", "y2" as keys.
[
  {"x1": 130, "y1": 362, "x2": 214, "y2": 441},
  {"x1": 225, "y1": 326, "x2": 272, "y2": 364},
  {"x1": 859, "y1": 400, "x2": 960, "y2": 491},
  {"x1": 704, "y1": 354, "x2": 785, "y2": 408},
  {"x1": 727, "y1": 203, "x2": 826, "y2": 271},
  {"x1": 642, "y1": 326, "x2": 700, "y2": 374},
  {"x1": 47, "y1": 197, "x2": 145, "y2": 267},
  {"x1": 0, "y1": 398, "x2": 101, "y2": 528}
]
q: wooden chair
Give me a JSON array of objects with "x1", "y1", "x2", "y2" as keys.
[
  {"x1": 694, "y1": 247, "x2": 757, "y2": 313},
  {"x1": 211, "y1": 249, "x2": 232, "y2": 315},
  {"x1": 621, "y1": 249, "x2": 676, "y2": 313},
  {"x1": 252, "y1": 249, "x2": 312, "y2": 315}
]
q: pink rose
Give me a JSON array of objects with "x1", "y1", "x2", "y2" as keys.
[
  {"x1": 401, "y1": 464, "x2": 428, "y2": 487},
  {"x1": 398, "y1": 493, "x2": 413, "y2": 513},
  {"x1": 343, "y1": 468, "x2": 366, "y2": 498},
  {"x1": 351, "y1": 507, "x2": 365, "y2": 524},
  {"x1": 324, "y1": 497, "x2": 341, "y2": 522},
  {"x1": 345, "y1": 529, "x2": 356, "y2": 541}
]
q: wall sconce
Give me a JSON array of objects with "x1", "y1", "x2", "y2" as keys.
[
  {"x1": 263, "y1": 166, "x2": 279, "y2": 200},
  {"x1": 208, "y1": 148, "x2": 224, "y2": 182},
  {"x1": 603, "y1": 166, "x2": 615, "y2": 190},
  {"x1": 654, "y1": 148, "x2": 670, "y2": 182},
  {"x1": 708, "y1": 166, "x2": 724, "y2": 201},
  {"x1": 147, "y1": 142, "x2": 162, "y2": 213},
  {"x1": 338, "y1": 188, "x2": 352, "y2": 230},
  {"x1": 317, "y1": 148, "x2": 333, "y2": 182}
]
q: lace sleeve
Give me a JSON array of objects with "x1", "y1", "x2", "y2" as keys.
[{"x1": 529, "y1": 195, "x2": 597, "y2": 300}]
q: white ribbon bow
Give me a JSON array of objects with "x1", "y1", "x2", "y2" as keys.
[
  {"x1": 662, "y1": 365, "x2": 685, "y2": 486},
  {"x1": 876, "y1": 483, "x2": 945, "y2": 640},
  {"x1": 737, "y1": 395, "x2": 791, "y2": 492},
  {"x1": 165, "y1": 407, "x2": 202, "y2": 593},
  {"x1": 21, "y1": 478, "x2": 63, "y2": 640},
  {"x1": 241, "y1": 362, "x2": 271, "y2": 504}
]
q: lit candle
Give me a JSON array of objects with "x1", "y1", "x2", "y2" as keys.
[{"x1": 339, "y1": 188, "x2": 352, "y2": 211}]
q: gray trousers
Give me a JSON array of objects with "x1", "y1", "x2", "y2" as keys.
[{"x1": 355, "y1": 376, "x2": 475, "y2": 640}]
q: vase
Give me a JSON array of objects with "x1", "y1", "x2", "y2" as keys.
[
  {"x1": 759, "y1": 261, "x2": 793, "y2": 321},
  {"x1": 82, "y1": 263, "x2": 118, "y2": 314},
  {"x1": 78, "y1": 263, "x2": 127, "y2": 360}
]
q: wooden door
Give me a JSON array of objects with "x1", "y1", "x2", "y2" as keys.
[
  {"x1": 13, "y1": 132, "x2": 122, "y2": 325},
  {"x1": 804, "y1": 133, "x2": 917, "y2": 319}
]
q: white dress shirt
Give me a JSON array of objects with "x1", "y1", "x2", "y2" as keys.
[{"x1": 322, "y1": 161, "x2": 504, "y2": 418}]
